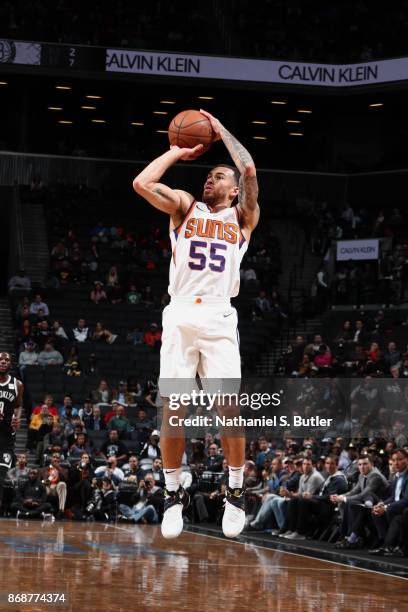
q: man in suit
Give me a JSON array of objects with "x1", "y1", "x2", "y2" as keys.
[
  {"x1": 369, "y1": 448, "x2": 408, "y2": 555},
  {"x1": 331, "y1": 454, "x2": 388, "y2": 549},
  {"x1": 283, "y1": 456, "x2": 348, "y2": 540}
]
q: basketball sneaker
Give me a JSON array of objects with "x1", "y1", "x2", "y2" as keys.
[
  {"x1": 161, "y1": 486, "x2": 190, "y2": 539},
  {"x1": 222, "y1": 486, "x2": 245, "y2": 538}
]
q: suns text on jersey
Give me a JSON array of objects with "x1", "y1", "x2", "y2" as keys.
[{"x1": 184, "y1": 218, "x2": 239, "y2": 244}]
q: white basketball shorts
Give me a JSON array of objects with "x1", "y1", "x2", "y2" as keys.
[{"x1": 159, "y1": 296, "x2": 241, "y2": 381}]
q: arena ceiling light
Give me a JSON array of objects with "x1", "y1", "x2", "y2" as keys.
[
  {"x1": 369, "y1": 102, "x2": 384, "y2": 108},
  {"x1": 81, "y1": 105, "x2": 96, "y2": 110},
  {"x1": 156, "y1": 130, "x2": 168, "y2": 133},
  {"x1": 153, "y1": 111, "x2": 168, "y2": 115},
  {"x1": 55, "y1": 85, "x2": 71, "y2": 90},
  {"x1": 131, "y1": 122, "x2": 144, "y2": 126},
  {"x1": 289, "y1": 132, "x2": 304, "y2": 136},
  {"x1": 92, "y1": 119, "x2": 106, "y2": 123},
  {"x1": 286, "y1": 119, "x2": 301, "y2": 124},
  {"x1": 86, "y1": 95, "x2": 102, "y2": 99},
  {"x1": 253, "y1": 136, "x2": 267, "y2": 140},
  {"x1": 197, "y1": 96, "x2": 214, "y2": 100},
  {"x1": 271, "y1": 100, "x2": 286, "y2": 105},
  {"x1": 160, "y1": 100, "x2": 176, "y2": 104},
  {"x1": 252, "y1": 121, "x2": 267, "y2": 125},
  {"x1": 58, "y1": 120, "x2": 73, "y2": 124},
  {"x1": 0, "y1": 81, "x2": 8, "y2": 85},
  {"x1": 48, "y1": 106, "x2": 63, "y2": 111},
  {"x1": 297, "y1": 109, "x2": 312, "y2": 114}
]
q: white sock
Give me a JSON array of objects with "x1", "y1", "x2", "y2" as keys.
[
  {"x1": 228, "y1": 465, "x2": 244, "y2": 489},
  {"x1": 164, "y1": 467, "x2": 181, "y2": 492}
]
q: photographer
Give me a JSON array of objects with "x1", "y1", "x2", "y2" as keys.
[
  {"x1": 94, "y1": 456, "x2": 124, "y2": 485},
  {"x1": 119, "y1": 472, "x2": 162, "y2": 524},
  {"x1": 85, "y1": 477, "x2": 117, "y2": 522},
  {"x1": 11, "y1": 468, "x2": 53, "y2": 519}
]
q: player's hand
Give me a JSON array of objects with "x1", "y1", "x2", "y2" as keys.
[
  {"x1": 170, "y1": 144, "x2": 204, "y2": 160},
  {"x1": 199, "y1": 109, "x2": 222, "y2": 141},
  {"x1": 11, "y1": 415, "x2": 20, "y2": 429}
]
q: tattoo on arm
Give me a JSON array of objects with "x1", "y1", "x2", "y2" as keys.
[
  {"x1": 153, "y1": 187, "x2": 171, "y2": 201},
  {"x1": 220, "y1": 127, "x2": 254, "y2": 174}
]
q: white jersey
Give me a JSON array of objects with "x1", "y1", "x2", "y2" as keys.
[{"x1": 168, "y1": 200, "x2": 248, "y2": 298}]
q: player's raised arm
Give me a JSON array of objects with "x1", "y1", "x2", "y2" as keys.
[
  {"x1": 200, "y1": 110, "x2": 259, "y2": 231},
  {"x1": 132, "y1": 145, "x2": 203, "y2": 221}
]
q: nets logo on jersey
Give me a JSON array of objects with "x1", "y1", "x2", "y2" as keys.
[
  {"x1": 184, "y1": 218, "x2": 239, "y2": 244},
  {"x1": 0, "y1": 40, "x2": 16, "y2": 63}
]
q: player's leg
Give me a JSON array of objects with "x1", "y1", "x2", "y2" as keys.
[
  {"x1": 198, "y1": 304, "x2": 246, "y2": 537},
  {"x1": 159, "y1": 302, "x2": 199, "y2": 538}
]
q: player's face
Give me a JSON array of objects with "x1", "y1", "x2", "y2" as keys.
[
  {"x1": 202, "y1": 167, "x2": 239, "y2": 205},
  {"x1": 0, "y1": 353, "x2": 11, "y2": 373}
]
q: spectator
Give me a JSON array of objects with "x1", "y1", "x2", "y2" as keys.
[
  {"x1": 369, "y1": 449, "x2": 408, "y2": 556},
  {"x1": 90, "y1": 282, "x2": 107, "y2": 305},
  {"x1": 282, "y1": 456, "x2": 348, "y2": 540},
  {"x1": 18, "y1": 341, "x2": 39, "y2": 370},
  {"x1": 40, "y1": 453, "x2": 68, "y2": 520},
  {"x1": 126, "y1": 327, "x2": 144, "y2": 345},
  {"x1": 27, "y1": 404, "x2": 58, "y2": 451},
  {"x1": 384, "y1": 341, "x2": 401, "y2": 370},
  {"x1": 91, "y1": 221, "x2": 109, "y2": 243},
  {"x1": 38, "y1": 342, "x2": 63, "y2": 367},
  {"x1": 139, "y1": 430, "x2": 161, "y2": 461},
  {"x1": 11, "y1": 468, "x2": 54, "y2": 519},
  {"x1": 279, "y1": 459, "x2": 324, "y2": 538},
  {"x1": 91, "y1": 379, "x2": 111, "y2": 405},
  {"x1": 204, "y1": 444, "x2": 223, "y2": 472},
  {"x1": 29, "y1": 294, "x2": 50, "y2": 316},
  {"x1": 59, "y1": 395, "x2": 79, "y2": 418},
  {"x1": 72, "y1": 318, "x2": 91, "y2": 343},
  {"x1": 107, "y1": 404, "x2": 131, "y2": 438},
  {"x1": 32, "y1": 394, "x2": 59, "y2": 416},
  {"x1": 7, "y1": 454, "x2": 30, "y2": 486},
  {"x1": 78, "y1": 398, "x2": 94, "y2": 426},
  {"x1": 126, "y1": 284, "x2": 141, "y2": 305},
  {"x1": 332, "y1": 455, "x2": 389, "y2": 549},
  {"x1": 68, "y1": 452, "x2": 95, "y2": 518},
  {"x1": 8, "y1": 269, "x2": 31, "y2": 293},
  {"x1": 52, "y1": 320, "x2": 69, "y2": 342},
  {"x1": 85, "y1": 477, "x2": 117, "y2": 522},
  {"x1": 151, "y1": 458, "x2": 165, "y2": 488},
  {"x1": 122, "y1": 455, "x2": 144, "y2": 482},
  {"x1": 111, "y1": 382, "x2": 133, "y2": 406},
  {"x1": 87, "y1": 406, "x2": 106, "y2": 431},
  {"x1": 92, "y1": 321, "x2": 117, "y2": 344},
  {"x1": 42, "y1": 423, "x2": 67, "y2": 461},
  {"x1": 69, "y1": 433, "x2": 93, "y2": 459},
  {"x1": 99, "y1": 430, "x2": 129, "y2": 464},
  {"x1": 143, "y1": 323, "x2": 161, "y2": 348}
]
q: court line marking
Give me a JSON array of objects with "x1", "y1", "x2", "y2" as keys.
[{"x1": 185, "y1": 529, "x2": 408, "y2": 581}]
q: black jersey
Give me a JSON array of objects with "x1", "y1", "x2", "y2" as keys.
[{"x1": 0, "y1": 375, "x2": 19, "y2": 435}]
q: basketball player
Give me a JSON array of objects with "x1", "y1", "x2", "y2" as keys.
[
  {"x1": 0, "y1": 352, "x2": 22, "y2": 512},
  {"x1": 133, "y1": 110, "x2": 259, "y2": 538}
]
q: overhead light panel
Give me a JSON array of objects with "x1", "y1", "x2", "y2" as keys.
[
  {"x1": 156, "y1": 130, "x2": 168, "y2": 134},
  {"x1": 48, "y1": 106, "x2": 63, "y2": 111},
  {"x1": 252, "y1": 121, "x2": 267, "y2": 125},
  {"x1": 297, "y1": 109, "x2": 312, "y2": 114},
  {"x1": 58, "y1": 120, "x2": 73, "y2": 124},
  {"x1": 153, "y1": 111, "x2": 168, "y2": 115},
  {"x1": 160, "y1": 100, "x2": 176, "y2": 104},
  {"x1": 86, "y1": 95, "x2": 102, "y2": 99},
  {"x1": 286, "y1": 119, "x2": 301, "y2": 124},
  {"x1": 369, "y1": 102, "x2": 384, "y2": 108},
  {"x1": 271, "y1": 100, "x2": 286, "y2": 105},
  {"x1": 81, "y1": 105, "x2": 96, "y2": 110},
  {"x1": 131, "y1": 122, "x2": 144, "y2": 126},
  {"x1": 289, "y1": 132, "x2": 304, "y2": 136},
  {"x1": 92, "y1": 119, "x2": 106, "y2": 123},
  {"x1": 197, "y1": 96, "x2": 214, "y2": 100},
  {"x1": 253, "y1": 136, "x2": 267, "y2": 140},
  {"x1": 0, "y1": 81, "x2": 8, "y2": 85},
  {"x1": 56, "y1": 85, "x2": 71, "y2": 90}
]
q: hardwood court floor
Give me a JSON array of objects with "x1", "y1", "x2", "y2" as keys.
[{"x1": 0, "y1": 519, "x2": 406, "y2": 612}]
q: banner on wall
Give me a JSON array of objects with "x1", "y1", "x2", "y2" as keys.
[
  {"x1": 336, "y1": 239, "x2": 379, "y2": 261},
  {"x1": 0, "y1": 39, "x2": 41, "y2": 65},
  {"x1": 106, "y1": 48, "x2": 408, "y2": 87}
]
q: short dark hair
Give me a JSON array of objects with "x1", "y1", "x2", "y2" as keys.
[
  {"x1": 392, "y1": 448, "x2": 408, "y2": 459},
  {"x1": 211, "y1": 164, "x2": 240, "y2": 186}
]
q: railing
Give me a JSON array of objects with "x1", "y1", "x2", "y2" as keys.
[{"x1": 8, "y1": 186, "x2": 25, "y2": 277}]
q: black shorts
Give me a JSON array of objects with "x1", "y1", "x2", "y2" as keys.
[{"x1": 0, "y1": 435, "x2": 15, "y2": 469}]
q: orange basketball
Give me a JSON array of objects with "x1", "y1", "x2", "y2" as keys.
[{"x1": 168, "y1": 109, "x2": 215, "y2": 153}]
